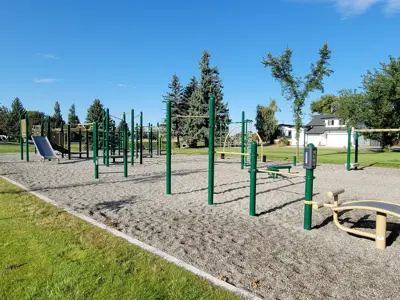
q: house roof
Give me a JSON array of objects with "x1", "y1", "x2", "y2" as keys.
[
  {"x1": 307, "y1": 127, "x2": 347, "y2": 134},
  {"x1": 278, "y1": 124, "x2": 307, "y2": 128},
  {"x1": 306, "y1": 114, "x2": 337, "y2": 127}
]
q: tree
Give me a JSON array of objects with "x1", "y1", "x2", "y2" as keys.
[
  {"x1": 5, "y1": 97, "x2": 26, "y2": 139},
  {"x1": 0, "y1": 105, "x2": 10, "y2": 135},
  {"x1": 53, "y1": 101, "x2": 64, "y2": 127},
  {"x1": 335, "y1": 56, "x2": 400, "y2": 149},
  {"x1": 262, "y1": 43, "x2": 334, "y2": 156},
  {"x1": 181, "y1": 76, "x2": 198, "y2": 139},
  {"x1": 163, "y1": 74, "x2": 184, "y2": 147},
  {"x1": 86, "y1": 99, "x2": 104, "y2": 124},
  {"x1": 255, "y1": 99, "x2": 279, "y2": 144},
  {"x1": 184, "y1": 50, "x2": 230, "y2": 147},
  {"x1": 310, "y1": 94, "x2": 340, "y2": 115},
  {"x1": 68, "y1": 104, "x2": 80, "y2": 126}
]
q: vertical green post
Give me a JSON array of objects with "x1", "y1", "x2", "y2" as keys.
[
  {"x1": 346, "y1": 128, "x2": 351, "y2": 171},
  {"x1": 150, "y1": 123, "x2": 153, "y2": 157},
  {"x1": 79, "y1": 129, "x2": 82, "y2": 158},
  {"x1": 106, "y1": 108, "x2": 110, "y2": 166},
  {"x1": 249, "y1": 142, "x2": 257, "y2": 216},
  {"x1": 67, "y1": 124, "x2": 71, "y2": 160},
  {"x1": 25, "y1": 114, "x2": 29, "y2": 162},
  {"x1": 123, "y1": 122, "x2": 128, "y2": 177},
  {"x1": 241, "y1": 111, "x2": 245, "y2": 169},
  {"x1": 166, "y1": 101, "x2": 172, "y2": 194},
  {"x1": 303, "y1": 143, "x2": 315, "y2": 230},
  {"x1": 148, "y1": 122, "x2": 151, "y2": 154},
  {"x1": 208, "y1": 96, "x2": 215, "y2": 205},
  {"x1": 140, "y1": 112, "x2": 143, "y2": 165},
  {"x1": 20, "y1": 116, "x2": 23, "y2": 160},
  {"x1": 131, "y1": 109, "x2": 134, "y2": 165},
  {"x1": 293, "y1": 156, "x2": 297, "y2": 166},
  {"x1": 102, "y1": 110, "x2": 105, "y2": 164},
  {"x1": 47, "y1": 116, "x2": 51, "y2": 139},
  {"x1": 156, "y1": 122, "x2": 160, "y2": 156},
  {"x1": 93, "y1": 122, "x2": 99, "y2": 179},
  {"x1": 86, "y1": 129, "x2": 89, "y2": 158},
  {"x1": 354, "y1": 131, "x2": 359, "y2": 165},
  {"x1": 136, "y1": 123, "x2": 139, "y2": 159}
]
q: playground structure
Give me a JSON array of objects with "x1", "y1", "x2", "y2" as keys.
[
  {"x1": 346, "y1": 128, "x2": 400, "y2": 170},
  {"x1": 217, "y1": 112, "x2": 264, "y2": 169},
  {"x1": 20, "y1": 114, "x2": 91, "y2": 162},
  {"x1": 309, "y1": 189, "x2": 400, "y2": 249}
]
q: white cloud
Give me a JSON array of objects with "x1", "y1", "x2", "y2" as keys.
[
  {"x1": 34, "y1": 78, "x2": 57, "y2": 83},
  {"x1": 385, "y1": 0, "x2": 400, "y2": 13},
  {"x1": 35, "y1": 53, "x2": 59, "y2": 59},
  {"x1": 118, "y1": 83, "x2": 126, "y2": 87},
  {"x1": 292, "y1": 0, "x2": 400, "y2": 16}
]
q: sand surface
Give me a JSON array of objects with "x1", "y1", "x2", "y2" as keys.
[{"x1": 1, "y1": 153, "x2": 399, "y2": 299}]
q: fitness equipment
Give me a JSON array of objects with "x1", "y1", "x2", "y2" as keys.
[
  {"x1": 308, "y1": 189, "x2": 400, "y2": 249},
  {"x1": 346, "y1": 128, "x2": 400, "y2": 170}
]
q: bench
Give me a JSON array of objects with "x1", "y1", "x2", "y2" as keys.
[{"x1": 266, "y1": 165, "x2": 292, "y2": 179}]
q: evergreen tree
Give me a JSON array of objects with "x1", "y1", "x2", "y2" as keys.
[
  {"x1": 0, "y1": 105, "x2": 10, "y2": 135},
  {"x1": 86, "y1": 99, "x2": 104, "y2": 125},
  {"x1": 68, "y1": 104, "x2": 80, "y2": 126},
  {"x1": 163, "y1": 73, "x2": 184, "y2": 147},
  {"x1": 255, "y1": 99, "x2": 279, "y2": 144},
  {"x1": 5, "y1": 97, "x2": 26, "y2": 139},
  {"x1": 185, "y1": 50, "x2": 230, "y2": 147},
  {"x1": 181, "y1": 76, "x2": 198, "y2": 139},
  {"x1": 53, "y1": 101, "x2": 64, "y2": 127}
]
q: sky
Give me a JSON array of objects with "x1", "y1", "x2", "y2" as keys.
[{"x1": 1, "y1": 0, "x2": 400, "y2": 126}]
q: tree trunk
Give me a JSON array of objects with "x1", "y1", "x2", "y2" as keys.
[
  {"x1": 296, "y1": 137, "x2": 300, "y2": 157},
  {"x1": 177, "y1": 135, "x2": 180, "y2": 149}
]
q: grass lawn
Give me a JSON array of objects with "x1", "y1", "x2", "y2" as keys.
[{"x1": 0, "y1": 178, "x2": 240, "y2": 300}]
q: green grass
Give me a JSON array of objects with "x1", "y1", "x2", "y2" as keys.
[{"x1": 0, "y1": 178, "x2": 240, "y2": 300}]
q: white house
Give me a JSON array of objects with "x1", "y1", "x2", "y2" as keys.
[
  {"x1": 304, "y1": 114, "x2": 379, "y2": 148},
  {"x1": 277, "y1": 124, "x2": 306, "y2": 146}
]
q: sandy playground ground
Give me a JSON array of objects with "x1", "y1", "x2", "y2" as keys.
[{"x1": 0, "y1": 153, "x2": 399, "y2": 299}]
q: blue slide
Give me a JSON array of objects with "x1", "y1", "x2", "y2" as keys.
[{"x1": 31, "y1": 136, "x2": 59, "y2": 161}]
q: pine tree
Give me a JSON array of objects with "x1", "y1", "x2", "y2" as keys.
[
  {"x1": 163, "y1": 74, "x2": 184, "y2": 147},
  {"x1": 0, "y1": 105, "x2": 9, "y2": 135},
  {"x1": 86, "y1": 99, "x2": 104, "y2": 125},
  {"x1": 5, "y1": 97, "x2": 26, "y2": 139},
  {"x1": 68, "y1": 104, "x2": 80, "y2": 127},
  {"x1": 184, "y1": 50, "x2": 230, "y2": 147},
  {"x1": 53, "y1": 101, "x2": 64, "y2": 127},
  {"x1": 181, "y1": 77, "x2": 198, "y2": 139}
]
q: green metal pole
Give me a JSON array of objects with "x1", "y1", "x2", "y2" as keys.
[
  {"x1": 86, "y1": 129, "x2": 89, "y2": 158},
  {"x1": 136, "y1": 123, "x2": 139, "y2": 159},
  {"x1": 293, "y1": 156, "x2": 297, "y2": 166},
  {"x1": 303, "y1": 143, "x2": 315, "y2": 230},
  {"x1": 40, "y1": 116, "x2": 44, "y2": 136},
  {"x1": 106, "y1": 108, "x2": 110, "y2": 166},
  {"x1": 150, "y1": 123, "x2": 153, "y2": 158},
  {"x1": 241, "y1": 111, "x2": 245, "y2": 169},
  {"x1": 102, "y1": 110, "x2": 105, "y2": 164},
  {"x1": 131, "y1": 109, "x2": 134, "y2": 165},
  {"x1": 93, "y1": 122, "x2": 99, "y2": 179},
  {"x1": 148, "y1": 122, "x2": 151, "y2": 154},
  {"x1": 123, "y1": 122, "x2": 128, "y2": 177},
  {"x1": 68, "y1": 124, "x2": 71, "y2": 160},
  {"x1": 140, "y1": 112, "x2": 143, "y2": 165},
  {"x1": 346, "y1": 128, "x2": 351, "y2": 171},
  {"x1": 79, "y1": 129, "x2": 82, "y2": 158},
  {"x1": 249, "y1": 142, "x2": 257, "y2": 216},
  {"x1": 208, "y1": 96, "x2": 215, "y2": 205},
  {"x1": 20, "y1": 116, "x2": 23, "y2": 160},
  {"x1": 166, "y1": 102, "x2": 172, "y2": 194},
  {"x1": 354, "y1": 131, "x2": 359, "y2": 165},
  {"x1": 47, "y1": 116, "x2": 51, "y2": 139},
  {"x1": 26, "y1": 114, "x2": 29, "y2": 162},
  {"x1": 156, "y1": 122, "x2": 160, "y2": 156}
]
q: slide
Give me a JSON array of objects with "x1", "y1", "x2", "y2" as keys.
[{"x1": 31, "y1": 136, "x2": 59, "y2": 161}]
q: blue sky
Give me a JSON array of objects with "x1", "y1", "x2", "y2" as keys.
[{"x1": 1, "y1": 0, "x2": 399, "y2": 126}]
